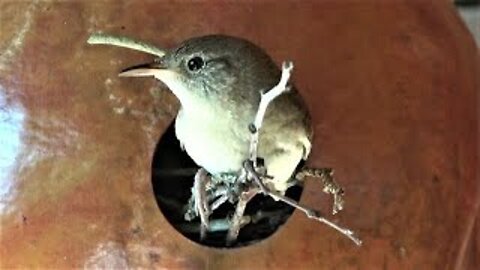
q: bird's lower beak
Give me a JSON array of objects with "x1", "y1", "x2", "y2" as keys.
[
  {"x1": 118, "y1": 59, "x2": 185, "y2": 103},
  {"x1": 118, "y1": 61, "x2": 167, "y2": 78}
]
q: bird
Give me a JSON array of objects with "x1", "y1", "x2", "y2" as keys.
[
  {"x1": 118, "y1": 35, "x2": 314, "y2": 244},
  {"x1": 86, "y1": 33, "x2": 361, "y2": 246},
  {"x1": 119, "y1": 34, "x2": 312, "y2": 193}
]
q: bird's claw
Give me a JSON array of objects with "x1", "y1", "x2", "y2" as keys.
[
  {"x1": 186, "y1": 170, "x2": 241, "y2": 241},
  {"x1": 193, "y1": 168, "x2": 210, "y2": 240}
]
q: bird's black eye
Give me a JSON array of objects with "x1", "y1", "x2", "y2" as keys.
[{"x1": 187, "y1": 56, "x2": 204, "y2": 72}]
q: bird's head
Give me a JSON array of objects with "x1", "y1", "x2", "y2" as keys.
[{"x1": 119, "y1": 35, "x2": 280, "y2": 110}]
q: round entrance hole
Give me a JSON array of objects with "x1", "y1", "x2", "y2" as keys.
[{"x1": 152, "y1": 122, "x2": 303, "y2": 248}]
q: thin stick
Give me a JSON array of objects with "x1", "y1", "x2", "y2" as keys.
[
  {"x1": 295, "y1": 167, "x2": 345, "y2": 215},
  {"x1": 211, "y1": 194, "x2": 229, "y2": 211},
  {"x1": 249, "y1": 61, "x2": 293, "y2": 166},
  {"x1": 87, "y1": 33, "x2": 166, "y2": 57},
  {"x1": 244, "y1": 161, "x2": 362, "y2": 246}
]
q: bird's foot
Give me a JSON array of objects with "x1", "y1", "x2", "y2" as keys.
[
  {"x1": 295, "y1": 167, "x2": 345, "y2": 215},
  {"x1": 184, "y1": 170, "x2": 241, "y2": 241},
  {"x1": 192, "y1": 168, "x2": 210, "y2": 240},
  {"x1": 226, "y1": 186, "x2": 259, "y2": 246}
]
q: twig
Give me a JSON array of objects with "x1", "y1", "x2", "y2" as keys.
[
  {"x1": 211, "y1": 193, "x2": 229, "y2": 211},
  {"x1": 244, "y1": 161, "x2": 361, "y2": 246},
  {"x1": 295, "y1": 167, "x2": 345, "y2": 215},
  {"x1": 87, "y1": 33, "x2": 166, "y2": 57},
  {"x1": 249, "y1": 61, "x2": 293, "y2": 167}
]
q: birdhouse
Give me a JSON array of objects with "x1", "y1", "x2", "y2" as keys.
[{"x1": 0, "y1": 1, "x2": 478, "y2": 269}]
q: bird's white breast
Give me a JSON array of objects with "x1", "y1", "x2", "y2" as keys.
[
  {"x1": 174, "y1": 104, "x2": 308, "y2": 193},
  {"x1": 175, "y1": 106, "x2": 249, "y2": 175}
]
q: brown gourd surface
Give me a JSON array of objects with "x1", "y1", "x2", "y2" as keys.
[{"x1": 0, "y1": 1, "x2": 478, "y2": 269}]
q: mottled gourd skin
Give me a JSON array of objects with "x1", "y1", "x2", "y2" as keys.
[{"x1": 160, "y1": 35, "x2": 312, "y2": 192}]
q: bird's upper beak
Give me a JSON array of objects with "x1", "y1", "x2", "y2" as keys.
[
  {"x1": 118, "y1": 60, "x2": 168, "y2": 78},
  {"x1": 118, "y1": 58, "x2": 189, "y2": 105}
]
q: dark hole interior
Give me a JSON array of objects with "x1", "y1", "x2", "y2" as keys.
[{"x1": 152, "y1": 122, "x2": 303, "y2": 248}]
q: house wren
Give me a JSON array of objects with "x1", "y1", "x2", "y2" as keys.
[{"x1": 119, "y1": 35, "x2": 312, "y2": 194}]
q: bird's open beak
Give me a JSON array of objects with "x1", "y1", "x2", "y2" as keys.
[
  {"x1": 118, "y1": 61, "x2": 167, "y2": 78},
  {"x1": 118, "y1": 59, "x2": 187, "y2": 103}
]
